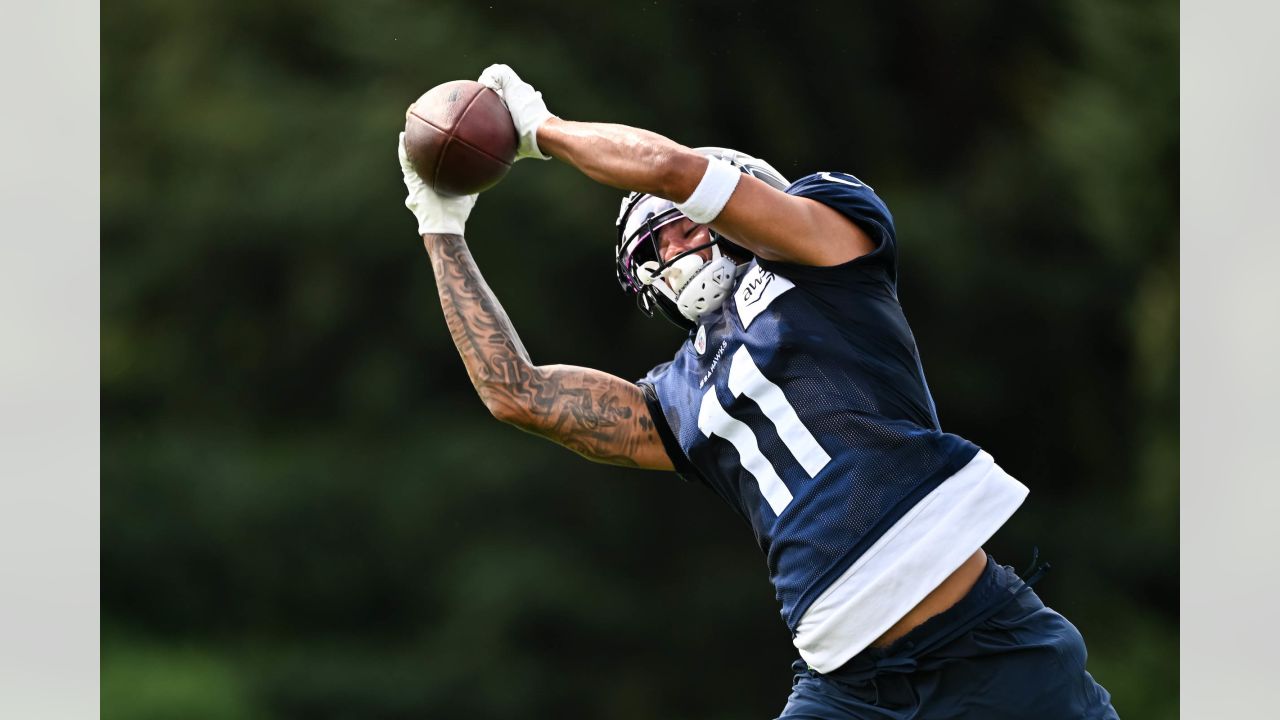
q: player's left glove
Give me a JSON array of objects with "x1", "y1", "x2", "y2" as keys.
[
  {"x1": 477, "y1": 63, "x2": 555, "y2": 161},
  {"x1": 398, "y1": 132, "x2": 477, "y2": 236}
]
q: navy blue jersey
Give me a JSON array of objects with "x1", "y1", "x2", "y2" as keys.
[{"x1": 639, "y1": 172, "x2": 979, "y2": 634}]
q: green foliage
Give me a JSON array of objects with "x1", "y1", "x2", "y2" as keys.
[
  {"x1": 102, "y1": 627, "x2": 262, "y2": 720},
  {"x1": 103, "y1": 1, "x2": 1178, "y2": 717}
]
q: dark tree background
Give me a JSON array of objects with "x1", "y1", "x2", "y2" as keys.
[{"x1": 102, "y1": 1, "x2": 1178, "y2": 718}]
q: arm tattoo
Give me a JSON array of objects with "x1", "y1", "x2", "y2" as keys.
[{"x1": 423, "y1": 234, "x2": 667, "y2": 469}]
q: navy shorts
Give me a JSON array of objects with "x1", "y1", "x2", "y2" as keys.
[{"x1": 776, "y1": 555, "x2": 1119, "y2": 719}]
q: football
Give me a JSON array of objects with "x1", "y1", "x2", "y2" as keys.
[{"x1": 403, "y1": 80, "x2": 518, "y2": 197}]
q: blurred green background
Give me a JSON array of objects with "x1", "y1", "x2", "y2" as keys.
[{"x1": 102, "y1": 0, "x2": 1178, "y2": 718}]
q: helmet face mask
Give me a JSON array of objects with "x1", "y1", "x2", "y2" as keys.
[
  {"x1": 615, "y1": 194, "x2": 726, "y2": 330},
  {"x1": 614, "y1": 147, "x2": 791, "y2": 331}
]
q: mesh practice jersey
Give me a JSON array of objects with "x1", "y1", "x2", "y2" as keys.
[{"x1": 639, "y1": 172, "x2": 990, "y2": 637}]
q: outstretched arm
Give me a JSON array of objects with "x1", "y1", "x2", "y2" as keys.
[
  {"x1": 423, "y1": 233, "x2": 673, "y2": 470},
  {"x1": 477, "y1": 63, "x2": 873, "y2": 267},
  {"x1": 537, "y1": 119, "x2": 874, "y2": 266},
  {"x1": 397, "y1": 132, "x2": 672, "y2": 470}
]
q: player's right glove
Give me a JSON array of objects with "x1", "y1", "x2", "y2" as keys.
[
  {"x1": 398, "y1": 132, "x2": 477, "y2": 236},
  {"x1": 478, "y1": 63, "x2": 555, "y2": 161}
]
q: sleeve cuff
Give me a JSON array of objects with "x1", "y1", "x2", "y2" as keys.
[{"x1": 638, "y1": 382, "x2": 705, "y2": 483}]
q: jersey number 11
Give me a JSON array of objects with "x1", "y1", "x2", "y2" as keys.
[{"x1": 697, "y1": 346, "x2": 831, "y2": 516}]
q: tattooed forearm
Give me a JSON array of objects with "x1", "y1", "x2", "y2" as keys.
[
  {"x1": 422, "y1": 233, "x2": 534, "y2": 417},
  {"x1": 422, "y1": 234, "x2": 671, "y2": 470}
]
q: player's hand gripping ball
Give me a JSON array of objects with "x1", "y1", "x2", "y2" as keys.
[{"x1": 403, "y1": 80, "x2": 518, "y2": 196}]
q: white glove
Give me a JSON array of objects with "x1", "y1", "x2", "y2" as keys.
[
  {"x1": 477, "y1": 63, "x2": 555, "y2": 161},
  {"x1": 398, "y1": 132, "x2": 477, "y2": 236}
]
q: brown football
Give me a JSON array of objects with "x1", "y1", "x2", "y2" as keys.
[{"x1": 403, "y1": 80, "x2": 518, "y2": 196}]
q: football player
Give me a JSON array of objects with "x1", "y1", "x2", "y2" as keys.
[{"x1": 398, "y1": 64, "x2": 1119, "y2": 719}]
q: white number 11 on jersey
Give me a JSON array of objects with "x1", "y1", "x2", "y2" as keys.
[{"x1": 697, "y1": 346, "x2": 832, "y2": 515}]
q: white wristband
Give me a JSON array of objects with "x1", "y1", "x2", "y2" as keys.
[{"x1": 675, "y1": 158, "x2": 741, "y2": 224}]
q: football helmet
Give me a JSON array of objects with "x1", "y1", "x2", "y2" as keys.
[{"x1": 614, "y1": 147, "x2": 790, "y2": 330}]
